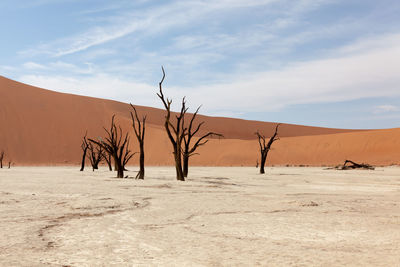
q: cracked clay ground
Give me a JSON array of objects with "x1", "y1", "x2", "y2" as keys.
[{"x1": 0, "y1": 166, "x2": 400, "y2": 266}]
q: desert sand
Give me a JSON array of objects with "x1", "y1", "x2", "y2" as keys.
[
  {"x1": 1, "y1": 166, "x2": 399, "y2": 266},
  {"x1": 5, "y1": 75, "x2": 400, "y2": 167}
]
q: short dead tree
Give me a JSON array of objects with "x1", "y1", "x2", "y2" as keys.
[
  {"x1": 130, "y1": 104, "x2": 146, "y2": 179},
  {"x1": 0, "y1": 151, "x2": 4, "y2": 169},
  {"x1": 80, "y1": 133, "x2": 89, "y2": 171},
  {"x1": 89, "y1": 115, "x2": 135, "y2": 178},
  {"x1": 255, "y1": 124, "x2": 280, "y2": 174},
  {"x1": 87, "y1": 141, "x2": 104, "y2": 171},
  {"x1": 157, "y1": 67, "x2": 187, "y2": 181},
  {"x1": 182, "y1": 106, "x2": 222, "y2": 178}
]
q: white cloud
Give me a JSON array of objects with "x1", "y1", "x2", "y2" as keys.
[
  {"x1": 184, "y1": 38, "x2": 400, "y2": 112},
  {"x1": 49, "y1": 61, "x2": 94, "y2": 74},
  {"x1": 19, "y1": 73, "x2": 156, "y2": 106},
  {"x1": 373, "y1": 105, "x2": 399, "y2": 114}
]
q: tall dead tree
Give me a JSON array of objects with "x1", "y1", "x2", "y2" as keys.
[
  {"x1": 0, "y1": 151, "x2": 4, "y2": 169},
  {"x1": 130, "y1": 104, "x2": 146, "y2": 179},
  {"x1": 182, "y1": 106, "x2": 222, "y2": 177},
  {"x1": 87, "y1": 141, "x2": 104, "y2": 171},
  {"x1": 80, "y1": 133, "x2": 89, "y2": 171},
  {"x1": 157, "y1": 67, "x2": 187, "y2": 181},
  {"x1": 255, "y1": 124, "x2": 280, "y2": 174},
  {"x1": 89, "y1": 115, "x2": 135, "y2": 178}
]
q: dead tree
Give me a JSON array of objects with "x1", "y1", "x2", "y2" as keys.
[
  {"x1": 0, "y1": 151, "x2": 4, "y2": 169},
  {"x1": 87, "y1": 141, "x2": 104, "y2": 171},
  {"x1": 130, "y1": 104, "x2": 146, "y2": 179},
  {"x1": 157, "y1": 67, "x2": 187, "y2": 181},
  {"x1": 255, "y1": 124, "x2": 280, "y2": 174},
  {"x1": 89, "y1": 115, "x2": 135, "y2": 178},
  {"x1": 182, "y1": 106, "x2": 222, "y2": 177},
  {"x1": 80, "y1": 133, "x2": 89, "y2": 171}
]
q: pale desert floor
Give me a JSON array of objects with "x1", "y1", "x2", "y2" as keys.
[{"x1": 0, "y1": 167, "x2": 399, "y2": 267}]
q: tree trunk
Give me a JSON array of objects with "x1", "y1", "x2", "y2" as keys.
[
  {"x1": 80, "y1": 148, "x2": 87, "y2": 171},
  {"x1": 136, "y1": 142, "x2": 145, "y2": 179},
  {"x1": 0, "y1": 151, "x2": 4, "y2": 169},
  {"x1": 114, "y1": 160, "x2": 118, "y2": 172},
  {"x1": 183, "y1": 153, "x2": 189, "y2": 178},
  {"x1": 260, "y1": 153, "x2": 267, "y2": 174},
  {"x1": 116, "y1": 163, "x2": 124, "y2": 178},
  {"x1": 174, "y1": 150, "x2": 185, "y2": 181}
]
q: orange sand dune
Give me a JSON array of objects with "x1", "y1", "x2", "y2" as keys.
[
  {"x1": 193, "y1": 128, "x2": 400, "y2": 166},
  {"x1": 0, "y1": 75, "x2": 398, "y2": 166}
]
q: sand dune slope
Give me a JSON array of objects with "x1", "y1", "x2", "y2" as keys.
[
  {"x1": 0, "y1": 76, "x2": 399, "y2": 166},
  {"x1": 196, "y1": 128, "x2": 400, "y2": 166}
]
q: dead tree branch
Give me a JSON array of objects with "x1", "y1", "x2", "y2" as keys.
[
  {"x1": 182, "y1": 106, "x2": 223, "y2": 177},
  {"x1": 103, "y1": 153, "x2": 113, "y2": 171}
]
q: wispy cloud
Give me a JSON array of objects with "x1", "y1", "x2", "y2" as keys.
[
  {"x1": 18, "y1": 33, "x2": 400, "y2": 115},
  {"x1": 19, "y1": 73, "x2": 156, "y2": 106},
  {"x1": 0, "y1": 65, "x2": 17, "y2": 71},
  {"x1": 6, "y1": 0, "x2": 81, "y2": 8},
  {"x1": 19, "y1": 0, "x2": 331, "y2": 58},
  {"x1": 22, "y1": 61, "x2": 93, "y2": 74},
  {"x1": 373, "y1": 105, "x2": 399, "y2": 114},
  {"x1": 23, "y1": 62, "x2": 48, "y2": 70}
]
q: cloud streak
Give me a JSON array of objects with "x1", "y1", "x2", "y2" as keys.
[
  {"x1": 19, "y1": 33, "x2": 400, "y2": 116},
  {"x1": 20, "y1": 0, "x2": 331, "y2": 58}
]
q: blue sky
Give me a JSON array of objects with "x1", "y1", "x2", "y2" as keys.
[{"x1": 1, "y1": 0, "x2": 400, "y2": 129}]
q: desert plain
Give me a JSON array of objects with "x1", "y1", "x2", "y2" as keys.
[{"x1": 1, "y1": 166, "x2": 399, "y2": 266}]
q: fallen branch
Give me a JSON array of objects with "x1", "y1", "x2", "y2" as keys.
[{"x1": 334, "y1": 160, "x2": 375, "y2": 170}]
